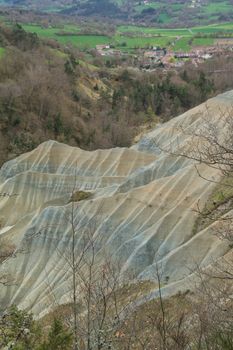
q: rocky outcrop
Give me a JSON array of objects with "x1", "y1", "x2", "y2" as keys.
[{"x1": 0, "y1": 91, "x2": 232, "y2": 317}]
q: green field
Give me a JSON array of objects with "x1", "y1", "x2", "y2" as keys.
[
  {"x1": 0, "y1": 47, "x2": 5, "y2": 57},
  {"x1": 21, "y1": 21, "x2": 233, "y2": 52},
  {"x1": 54, "y1": 34, "x2": 111, "y2": 48},
  {"x1": 202, "y1": 1, "x2": 232, "y2": 14},
  {"x1": 131, "y1": 0, "x2": 233, "y2": 25},
  {"x1": 22, "y1": 24, "x2": 111, "y2": 48},
  {"x1": 118, "y1": 23, "x2": 233, "y2": 35}
]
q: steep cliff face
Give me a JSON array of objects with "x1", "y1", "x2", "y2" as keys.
[{"x1": 0, "y1": 91, "x2": 232, "y2": 317}]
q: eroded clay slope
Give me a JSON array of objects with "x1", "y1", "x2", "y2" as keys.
[{"x1": 0, "y1": 91, "x2": 232, "y2": 316}]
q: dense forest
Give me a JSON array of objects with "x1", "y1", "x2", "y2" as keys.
[
  {"x1": 63, "y1": 0, "x2": 125, "y2": 17},
  {"x1": 2, "y1": 0, "x2": 233, "y2": 26},
  {"x1": 62, "y1": 0, "x2": 233, "y2": 26}
]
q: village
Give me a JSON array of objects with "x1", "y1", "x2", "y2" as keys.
[
  {"x1": 95, "y1": 39, "x2": 233, "y2": 70},
  {"x1": 139, "y1": 0, "x2": 202, "y2": 9}
]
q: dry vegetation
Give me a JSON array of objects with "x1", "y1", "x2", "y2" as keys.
[{"x1": 0, "y1": 22, "x2": 232, "y2": 166}]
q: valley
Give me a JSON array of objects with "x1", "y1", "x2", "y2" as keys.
[
  {"x1": 18, "y1": 21, "x2": 233, "y2": 51},
  {"x1": 1, "y1": 0, "x2": 233, "y2": 26},
  {"x1": 1, "y1": 13, "x2": 232, "y2": 73},
  {"x1": 0, "y1": 19, "x2": 232, "y2": 169}
]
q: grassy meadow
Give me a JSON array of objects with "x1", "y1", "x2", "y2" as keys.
[{"x1": 20, "y1": 21, "x2": 233, "y2": 52}]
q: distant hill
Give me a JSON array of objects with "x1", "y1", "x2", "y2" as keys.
[{"x1": 1, "y1": 0, "x2": 233, "y2": 26}]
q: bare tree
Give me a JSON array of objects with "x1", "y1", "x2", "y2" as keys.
[
  {"x1": 154, "y1": 104, "x2": 233, "y2": 348},
  {"x1": 50, "y1": 189, "x2": 132, "y2": 350},
  {"x1": 157, "y1": 105, "x2": 233, "y2": 244}
]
